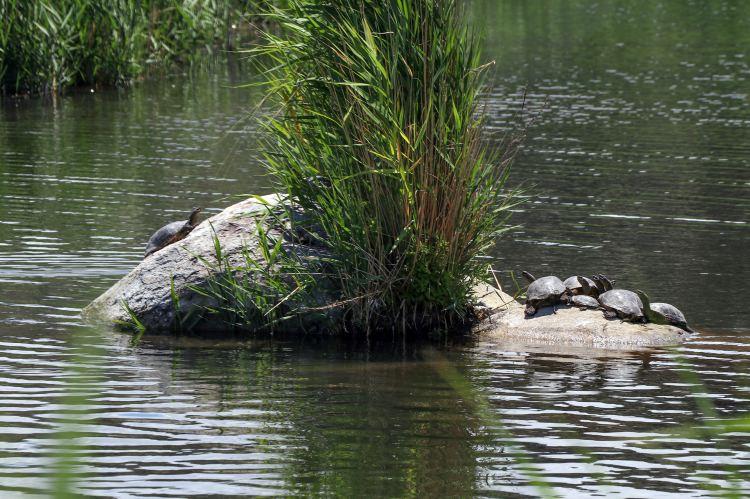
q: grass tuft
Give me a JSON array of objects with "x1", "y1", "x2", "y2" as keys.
[
  {"x1": 250, "y1": 0, "x2": 522, "y2": 334},
  {"x1": 187, "y1": 218, "x2": 325, "y2": 333},
  {"x1": 0, "y1": 0, "x2": 272, "y2": 96}
]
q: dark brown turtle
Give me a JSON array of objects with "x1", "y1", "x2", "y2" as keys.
[
  {"x1": 522, "y1": 271, "x2": 571, "y2": 317},
  {"x1": 144, "y1": 207, "x2": 202, "y2": 258},
  {"x1": 598, "y1": 289, "x2": 644, "y2": 322},
  {"x1": 636, "y1": 290, "x2": 696, "y2": 333},
  {"x1": 563, "y1": 275, "x2": 598, "y2": 297},
  {"x1": 571, "y1": 294, "x2": 600, "y2": 309}
]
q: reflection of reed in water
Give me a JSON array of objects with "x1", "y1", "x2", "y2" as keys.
[{"x1": 120, "y1": 335, "x2": 486, "y2": 497}]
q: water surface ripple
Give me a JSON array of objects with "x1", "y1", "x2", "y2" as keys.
[{"x1": 1, "y1": 0, "x2": 749, "y2": 496}]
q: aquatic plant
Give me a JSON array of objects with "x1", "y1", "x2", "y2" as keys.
[
  {"x1": 187, "y1": 216, "x2": 329, "y2": 333},
  {"x1": 251, "y1": 0, "x2": 522, "y2": 333},
  {"x1": 0, "y1": 0, "x2": 259, "y2": 96}
]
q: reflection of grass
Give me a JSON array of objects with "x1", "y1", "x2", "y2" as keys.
[
  {"x1": 656, "y1": 350, "x2": 749, "y2": 497},
  {"x1": 425, "y1": 348, "x2": 556, "y2": 497},
  {"x1": 430, "y1": 344, "x2": 750, "y2": 497},
  {"x1": 47, "y1": 328, "x2": 104, "y2": 497},
  {"x1": 40, "y1": 333, "x2": 749, "y2": 496}
]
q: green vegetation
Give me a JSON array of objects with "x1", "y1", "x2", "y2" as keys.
[
  {"x1": 248, "y1": 0, "x2": 520, "y2": 334},
  {"x1": 0, "y1": 0, "x2": 263, "y2": 95},
  {"x1": 187, "y1": 218, "x2": 326, "y2": 333}
]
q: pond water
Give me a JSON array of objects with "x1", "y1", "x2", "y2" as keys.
[{"x1": 1, "y1": 0, "x2": 749, "y2": 496}]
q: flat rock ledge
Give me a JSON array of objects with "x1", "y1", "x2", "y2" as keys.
[
  {"x1": 83, "y1": 195, "x2": 690, "y2": 347},
  {"x1": 472, "y1": 283, "x2": 688, "y2": 347}
]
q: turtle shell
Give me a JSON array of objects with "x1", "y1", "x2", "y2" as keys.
[
  {"x1": 527, "y1": 276, "x2": 566, "y2": 302},
  {"x1": 563, "y1": 275, "x2": 597, "y2": 296},
  {"x1": 144, "y1": 220, "x2": 188, "y2": 257},
  {"x1": 571, "y1": 295, "x2": 599, "y2": 309},
  {"x1": 650, "y1": 302, "x2": 688, "y2": 328},
  {"x1": 599, "y1": 289, "x2": 644, "y2": 320}
]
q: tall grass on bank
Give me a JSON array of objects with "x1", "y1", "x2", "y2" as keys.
[
  {"x1": 0, "y1": 0, "x2": 269, "y2": 96},
  {"x1": 251, "y1": 0, "x2": 521, "y2": 333}
]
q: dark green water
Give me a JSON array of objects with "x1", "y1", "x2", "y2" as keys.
[{"x1": 1, "y1": 1, "x2": 749, "y2": 496}]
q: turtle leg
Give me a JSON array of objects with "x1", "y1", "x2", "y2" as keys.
[
  {"x1": 603, "y1": 310, "x2": 617, "y2": 320},
  {"x1": 524, "y1": 303, "x2": 537, "y2": 317}
]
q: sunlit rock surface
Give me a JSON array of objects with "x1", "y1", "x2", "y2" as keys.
[
  {"x1": 474, "y1": 287, "x2": 688, "y2": 347},
  {"x1": 82, "y1": 194, "x2": 335, "y2": 333}
]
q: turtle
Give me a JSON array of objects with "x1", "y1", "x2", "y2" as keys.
[
  {"x1": 521, "y1": 271, "x2": 571, "y2": 317},
  {"x1": 282, "y1": 205, "x2": 326, "y2": 246},
  {"x1": 571, "y1": 294, "x2": 600, "y2": 310},
  {"x1": 144, "y1": 207, "x2": 202, "y2": 258},
  {"x1": 591, "y1": 274, "x2": 615, "y2": 295},
  {"x1": 636, "y1": 290, "x2": 696, "y2": 333},
  {"x1": 598, "y1": 289, "x2": 644, "y2": 322},
  {"x1": 564, "y1": 275, "x2": 599, "y2": 297}
]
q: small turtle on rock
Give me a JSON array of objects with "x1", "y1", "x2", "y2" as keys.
[
  {"x1": 144, "y1": 207, "x2": 202, "y2": 258},
  {"x1": 636, "y1": 290, "x2": 696, "y2": 333},
  {"x1": 571, "y1": 294, "x2": 600, "y2": 309},
  {"x1": 566, "y1": 276, "x2": 600, "y2": 309},
  {"x1": 521, "y1": 271, "x2": 571, "y2": 317},
  {"x1": 591, "y1": 274, "x2": 616, "y2": 295},
  {"x1": 598, "y1": 288, "x2": 644, "y2": 322},
  {"x1": 563, "y1": 275, "x2": 599, "y2": 297},
  {"x1": 280, "y1": 204, "x2": 327, "y2": 246}
]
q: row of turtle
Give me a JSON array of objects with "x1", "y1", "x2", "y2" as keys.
[{"x1": 521, "y1": 272, "x2": 695, "y2": 333}]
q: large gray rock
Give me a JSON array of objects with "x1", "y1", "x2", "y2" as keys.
[
  {"x1": 83, "y1": 195, "x2": 692, "y2": 347},
  {"x1": 82, "y1": 194, "x2": 336, "y2": 334}
]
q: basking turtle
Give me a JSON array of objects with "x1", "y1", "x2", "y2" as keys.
[
  {"x1": 591, "y1": 274, "x2": 615, "y2": 295},
  {"x1": 571, "y1": 294, "x2": 600, "y2": 309},
  {"x1": 564, "y1": 275, "x2": 598, "y2": 297},
  {"x1": 144, "y1": 207, "x2": 202, "y2": 258},
  {"x1": 281, "y1": 204, "x2": 327, "y2": 246},
  {"x1": 598, "y1": 289, "x2": 644, "y2": 322},
  {"x1": 522, "y1": 271, "x2": 571, "y2": 317},
  {"x1": 636, "y1": 290, "x2": 696, "y2": 333}
]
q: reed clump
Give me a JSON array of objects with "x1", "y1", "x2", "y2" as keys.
[
  {"x1": 0, "y1": 0, "x2": 265, "y2": 96},
  {"x1": 252, "y1": 0, "x2": 521, "y2": 333}
]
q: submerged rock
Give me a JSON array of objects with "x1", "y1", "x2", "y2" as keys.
[{"x1": 83, "y1": 194, "x2": 691, "y2": 347}]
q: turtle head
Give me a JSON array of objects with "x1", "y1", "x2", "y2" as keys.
[
  {"x1": 636, "y1": 289, "x2": 665, "y2": 325},
  {"x1": 635, "y1": 289, "x2": 650, "y2": 308},
  {"x1": 521, "y1": 271, "x2": 536, "y2": 284},
  {"x1": 188, "y1": 207, "x2": 203, "y2": 225},
  {"x1": 577, "y1": 275, "x2": 591, "y2": 295},
  {"x1": 591, "y1": 275, "x2": 605, "y2": 295},
  {"x1": 597, "y1": 274, "x2": 614, "y2": 291}
]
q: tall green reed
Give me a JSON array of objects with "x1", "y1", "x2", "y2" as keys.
[
  {"x1": 251, "y1": 0, "x2": 522, "y2": 334},
  {"x1": 0, "y1": 0, "x2": 258, "y2": 96}
]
